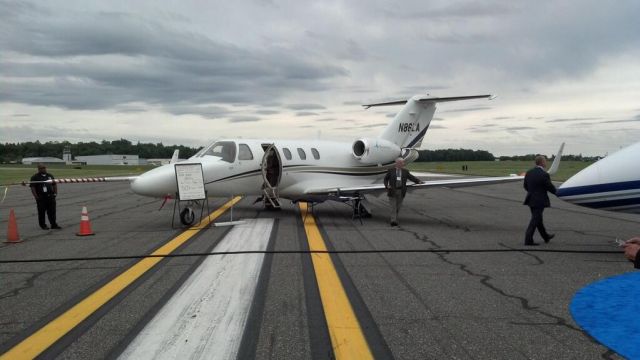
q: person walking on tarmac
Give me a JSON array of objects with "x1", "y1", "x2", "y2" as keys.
[
  {"x1": 523, "y1": 155, "x2": 556, "y2": 245},
  {"x1": 30, "y1": 163, "x2": 61, "y2": 230},
  {"x1": 384, "y1": 158, "x2": 423, "y2": 227}
]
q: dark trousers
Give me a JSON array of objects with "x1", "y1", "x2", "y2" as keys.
[
  {"x1": 36, "y1": 197, "x2": 57, "y2": 227},
  {"x1": 388, "y1": 188, "x2": 404, "y2": 223},
  {"x1": 525, "y1": 207, "x2": 549, "y2": 244}
]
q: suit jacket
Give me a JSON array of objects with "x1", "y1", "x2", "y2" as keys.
[
  {"x1": 384, "y1": 168, "x2": 421, "y2": 198},
  {"x1": 523, "y1": 167, "x2": 556, "y2": 208}
]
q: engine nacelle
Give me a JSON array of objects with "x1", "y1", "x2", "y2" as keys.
[{"x1": 352, "y1": 138, "x2": 401, "y2": 165}]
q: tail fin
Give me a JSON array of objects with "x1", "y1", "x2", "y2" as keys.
[{"x1": 363, "y1": 94, "x2": 493, "y2": 148}]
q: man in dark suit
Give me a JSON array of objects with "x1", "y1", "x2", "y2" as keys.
[
  {"x1": 523, "y1": 155, "x2": 556, "y2": 245},
  {"x1": 384, "y1": 158, "x2": 422, "y2": 226}
]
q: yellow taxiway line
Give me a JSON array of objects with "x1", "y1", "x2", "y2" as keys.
[
  {"x1": 1, "y1": 196, "x2": 242, "y2": 360},
  {"x1": 299, "y1": 203, "x2": 373, "y2": 360}
]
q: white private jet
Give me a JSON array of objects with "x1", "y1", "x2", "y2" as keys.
[
  {"x1": 28, "y1": 94, "x2": 547, "y2": 225},
  {"x1": 556, "y1": 141, "x2": 640, "y2": 214}
]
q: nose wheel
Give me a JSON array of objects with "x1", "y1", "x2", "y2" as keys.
[{"x1": 180, "y1": 207, "x2": 196, "y2": 226}]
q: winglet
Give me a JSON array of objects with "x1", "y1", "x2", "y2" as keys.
[
  {"x1": 170, "y1": 149, "x2": 180, "y2": 164},
  {"x1": 547, "y1": 142, "x2": 564, "y2": 175}
]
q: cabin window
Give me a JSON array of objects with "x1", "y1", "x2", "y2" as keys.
[
  {"x1": 283, "y1": 147, "x2": 292, "y2": 160},
  {"x1": 311, "y1": 148, "x2": 320, "y2": 160},
  {"x1": 201, "y1": 141, "x2": 236, "y2": 163},
  {"x1": 297, "y1": 148, "x2": 307, "y2": 160},
  {"x1": 238, "y1": 144, "x2": 253, "y2": 160}
]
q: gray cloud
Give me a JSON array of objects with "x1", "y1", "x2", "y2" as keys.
[
  {"x1": 165, "y1": 104, "x2": 233, "y2": 119},
  {"x1": 506, "y1": 126, "x2": 534, "y2": 131},
  {"x1": 0, "y1": 2, "x2": 347, "y2": 112},
  {"x1": 255, "y1": 109, "x2": 280, "y2": 115},
  {"x1": 358, "y1": 123, "x2": 387, "y2": 129},
  {"x1": 493, "y1": 116, "x2": 514, "y2": 120},
  {"x1": 441, "y1": 106, "x2": 492, "y2": 113},
  {"x1": 317, "y1": 118, "x2": 335, "y2": 122},
  {"x1": 600, "y1": 119, "x2": 640, "y2": 124},
  {"x1": 295, "y1": 112, "x2": 318, "y2": 117},
  {"x1": 286, "y1": 103, "x2": 326, "y2": 111},
  {"x1": 342, "y1": 101, "x2": 361, "y2": 106},
  {"x1": 228, "y1": 116, "x2": 261, "y2": 123},
  {"x1": 546, "y1": 117, "x2": 602, "y2": 123}
]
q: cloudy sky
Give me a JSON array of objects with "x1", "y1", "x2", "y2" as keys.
[{"x1": 1, "y1": 0, "x2": 639, "y2": 156}]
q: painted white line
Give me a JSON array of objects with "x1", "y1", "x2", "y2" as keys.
[{"x1": 119, "y1": 218, "x2": 274, "y2": 360}]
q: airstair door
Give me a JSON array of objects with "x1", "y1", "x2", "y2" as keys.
[{"x1": 260, "y1": 144, "x2": 282, "y2": 208}]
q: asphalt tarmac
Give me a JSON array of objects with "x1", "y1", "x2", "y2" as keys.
[{"x1": 1, "y1": 178, "x2": 637, "y2": 359}]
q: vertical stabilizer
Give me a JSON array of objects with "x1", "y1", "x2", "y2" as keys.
[
  {"x1": 363, "y1": 94, "x2": 492, "y2": 149},
  {"x1": 379, "y1": 96, "x2": 435, "y2": 148}
]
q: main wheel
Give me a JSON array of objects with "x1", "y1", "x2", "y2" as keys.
[{"x1": 180, "y1": 207, "x2": 196, "y2": 226}]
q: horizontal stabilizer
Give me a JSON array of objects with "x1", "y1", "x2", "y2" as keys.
[{"x1": 363, "y1": 94, "x2": 493, "y2": 109}]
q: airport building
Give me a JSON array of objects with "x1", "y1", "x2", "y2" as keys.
[
  {"x1": 21, "y1": 157, "x2": 66, "y2": 165},
  {"x1": 74, "y1": 154, "x2": 147, "y2": 166}
]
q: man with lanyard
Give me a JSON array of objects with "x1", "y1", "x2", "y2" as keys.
[
  {"x1": 384, "y1": 157, "x2": 423, "y2": 227},
  {"x1": 30, "y1": 163, "x2": 61, "y2": 230}
]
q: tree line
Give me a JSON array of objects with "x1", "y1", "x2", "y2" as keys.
[
  {"x1": 416, "y1": 149, "x2": 495, "y2": 162},
  {"x1": 0, "y1": 139, "x2": 201, "y2": 163},
  {"x1": 1, "y1": 139, "x2": 599, "y2": 163}
]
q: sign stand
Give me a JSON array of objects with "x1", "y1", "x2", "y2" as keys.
[
  {"x1": 172, "y1": 163, "x2": 210, "y2": 228},
  {"x1": 214, "y1": 194, "x2": 246, "y2": 227}
]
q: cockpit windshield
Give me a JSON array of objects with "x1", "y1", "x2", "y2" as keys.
[{"x1": 199, "y1": 141, "x2": 236, "y2": 162}]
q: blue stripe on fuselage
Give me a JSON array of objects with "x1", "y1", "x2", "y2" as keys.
[
  {"x1": 557, "y1": 180, "x2": 640, "y2": 197},
  {"x1": 578, "y1": 196, "x2": 640, "y2": 209}
]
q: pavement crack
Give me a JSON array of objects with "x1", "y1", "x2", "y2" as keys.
[
  {"x1": 498, "y1": 242, "x2": 544, "y2": 265},
  {"x1": 0, "y1": 270, "x2": 46, "y2": 300}
]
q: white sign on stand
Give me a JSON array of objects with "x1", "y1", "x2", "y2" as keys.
[{"x1": 175, "y1": 163, "x2": 206, "y2": 201}]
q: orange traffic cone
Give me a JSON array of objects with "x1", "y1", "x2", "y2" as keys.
[
  {"x1": 76, "y1": 206, "x2": 95, "y2": 236},
  {"x1": 5, "y1": 208, "x2": 22, "y2": 243}
]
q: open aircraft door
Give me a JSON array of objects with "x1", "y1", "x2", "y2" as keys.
[{"x1": 260, "y1": 143, "x2": 282, "y2": 208}]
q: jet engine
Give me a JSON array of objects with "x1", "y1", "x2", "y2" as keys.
[{"x1": 352, "y1": 138, "x2": 401, "y2": 165}]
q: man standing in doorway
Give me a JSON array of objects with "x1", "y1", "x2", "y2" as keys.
[
  {"x1": 384, "y1": 158, "x2": 423, "y2": 227},
  {"x1": 523, "y1": 155, "x2": 556, "y2": 245},
  {"x1": 30, "y1": 163, "x2": 61, "y2": 230}
]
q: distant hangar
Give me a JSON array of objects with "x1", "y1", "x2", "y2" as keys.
[{"x1": 74, "y1": 154, "x2": 148, "y2": 166}]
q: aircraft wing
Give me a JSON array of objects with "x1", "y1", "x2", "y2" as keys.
[{"x1": 305, "y1": 175, "x2": 524, "y2": 196}]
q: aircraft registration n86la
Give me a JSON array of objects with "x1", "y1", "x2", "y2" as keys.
[{"x1": 29, "y1": 94, "x2": 548, "y2": 225}]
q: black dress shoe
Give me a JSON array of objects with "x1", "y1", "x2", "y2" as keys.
[
  {"x1": 51, "y1": 225, "x2": 62, "y2": 229},
  {"x1": 524, "y1": 242, "x2": 540, "y2": 246},
  {"x1": 544, "y1": 234, "x2": 555, "y2": 243},
  {"x1": 40, "y1": 225, "x2": 50, "y2": 230}
]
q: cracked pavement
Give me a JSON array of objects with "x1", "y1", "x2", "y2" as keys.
[{"x1": 1, "y1": 179, "x2": 638, "y2": 359}]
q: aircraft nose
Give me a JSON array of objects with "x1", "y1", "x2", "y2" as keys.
[{"x1": 131, "y1": 164, "x2": 177, "y2": 197}]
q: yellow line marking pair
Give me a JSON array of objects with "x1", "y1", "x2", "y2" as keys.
[
  {"x1": 1, "y1": 196, "x2": 242, "y2": 360},
  {"x1": 299, "y1": 203, "x2": 374, "y2": 360}
]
